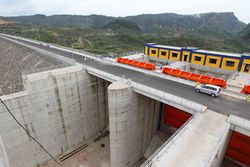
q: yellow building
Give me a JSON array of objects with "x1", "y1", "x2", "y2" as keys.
[{"x1": 144, "y1": 43, "x2": 250, "y2": 73}]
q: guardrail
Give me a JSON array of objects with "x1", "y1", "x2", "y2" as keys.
[
  {"x1": 85, "y1": 66, "x2": 207, "y2": 114},
  {"x1": 0, "y1": 33, "x2": 197, "y2": 88},
  {"x1": 5, "y1": 33, "x2": 247, "y2": 102},
  {"x1": 0, "y1": 34, "x2": 76, "y2": 65},
  {"x1": 0, "y1": 33, "x2": 102, "y2": 61}
]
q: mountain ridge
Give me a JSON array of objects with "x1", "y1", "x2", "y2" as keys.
[
  {"x1": 1, "y1": 12, "x2": 249, "y2": 54},
  {"x1": 3, "y1": 12, "x2": 247, "y2": 34}
]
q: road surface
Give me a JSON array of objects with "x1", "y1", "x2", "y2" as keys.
[{"x1": 2, "y1": 35, "x2": 250, "y2": 120}]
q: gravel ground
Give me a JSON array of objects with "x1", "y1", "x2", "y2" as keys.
[{"x1": 0, "y1": 37, "x2": 68, "y2": 96}]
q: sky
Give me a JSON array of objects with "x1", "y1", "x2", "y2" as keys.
[{"x1": 0, "y1": 0, "x2": 249, "y2": 23}]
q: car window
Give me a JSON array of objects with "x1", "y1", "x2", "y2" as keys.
[
  {"x1": 201, "y1": 85, "x2": 205, "y2": 88},
  {"x1": 210, "y1": 87, "x2": 216, "y2": 91},
  {"x1": 204, "y1": 86, "x2": 211, "y2": 89},
  {"x1": 205, "y1": 86, "x2": 216, "y2": 91}
]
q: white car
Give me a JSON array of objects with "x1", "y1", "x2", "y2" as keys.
[{"x1": 195, "y1": 84, "x2": 222, "y2": 97}]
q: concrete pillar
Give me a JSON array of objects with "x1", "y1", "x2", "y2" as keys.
[{"x1": 108, "y1": 82, "x2": 160, "y2": 167}]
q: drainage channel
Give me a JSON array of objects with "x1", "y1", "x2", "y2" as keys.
[{"x1": 59, "y1": 131, "x2": 110, "y2": 162}]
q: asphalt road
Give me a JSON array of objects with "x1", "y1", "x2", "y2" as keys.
[{"x1": 4, "y1": 36, "x2": 250, "y2": 120}]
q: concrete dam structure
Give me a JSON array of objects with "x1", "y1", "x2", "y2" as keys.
[
  {"x1": 0, "y1": 64, "x2": 110, "y2": 166},
  {"x1": 0, "y1": 34, "x2": 249, "y2": 167}
]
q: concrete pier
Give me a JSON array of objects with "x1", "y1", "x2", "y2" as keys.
[{"x1": 108, "y1": 82, "x2": 160, "y2": 167}]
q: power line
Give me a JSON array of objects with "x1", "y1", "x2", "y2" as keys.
[{"x1": 0, "y1": 98, "x2": 63, "y2": 167}]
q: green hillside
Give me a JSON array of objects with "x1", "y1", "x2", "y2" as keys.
[
  {"x1": 0, "y1": 12, "x2": 249, "y2": 55},
  {"x1": 240, "y1": 23, "x2": 250, "y2": 42}
]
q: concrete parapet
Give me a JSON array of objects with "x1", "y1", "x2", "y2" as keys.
[
  {"x1": 87, "y1": 67, "x2": 207, "y2": 114},
  {"x1": 229, "y1": 115, "x2": 250, "y2": 137}
]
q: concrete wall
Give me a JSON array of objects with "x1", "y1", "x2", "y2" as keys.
[
  {"x1": 0, "y1": 135, "x2": 10, "y2": 167},
  {"x1": 0, "y1": 64, "x2": 109, "y2": 167},
  {"x1": 108, "y1": 82, "x2": 160, "y2": 167},
  {"x1": 210, "y1": 128, "x2": 231, "y2": 167}
]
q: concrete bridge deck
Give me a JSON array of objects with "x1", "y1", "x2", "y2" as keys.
[
  {"x1": 143, "y1": 110, "x2": 230, "y2": 167},
  {"x1": 1, "y1": 34, "x2": 249, "y2": 120}
]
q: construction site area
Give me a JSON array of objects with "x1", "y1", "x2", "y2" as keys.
[{"x1": 0, "y1": 34, "x2": 249, "y2": 167}]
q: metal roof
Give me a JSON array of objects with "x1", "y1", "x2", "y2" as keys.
[
  {"x1": 194, "y1": 49, "x2": 242, "y2": 58},
  {"x1": 150, "y1": 44, "x2": 182, "y2": 50}
]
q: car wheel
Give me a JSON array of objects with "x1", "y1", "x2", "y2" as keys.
[
  {"x1": 211, "y1": 93, "x2": 216, "y2": 97},
  {"x1": 196, "y1": 89, "x2": 200, "y2": 93}
]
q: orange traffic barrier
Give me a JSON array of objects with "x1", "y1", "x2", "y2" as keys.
[
  {"x1": 199, "y1": 75, "x2": 211, "y2": 83},
  {"x1": 189, "y1": 73, "x2": 201, "y2": 81},
  {"x1": 209, "y1": 78, "x2": 227, "y2": 88},
  {"x1": 179, "y1": 71, "x2": 192, "y2": 80},
  {"x1": 241, "y1": 85, "x2": 250, "y2": 94},
  {"x1": 162, "y1": 67, "x2": 227, "y2": 88},
  {"x1": 117, "y1": 58, "x2": 156, "y2": 70},
  {"x1": 162, "y1": 67, "x2": 172, "y2": 74},
  {"x1": 171, "y1": 69, "x2": 182, "y2": 77}
]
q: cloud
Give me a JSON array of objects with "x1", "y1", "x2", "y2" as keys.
[
  {"x1": 0, "y1": 0, "x2": 249, "y2": 23},
  {"x1": 0, "y1": 0, "x2": 35, "y2": 16}
]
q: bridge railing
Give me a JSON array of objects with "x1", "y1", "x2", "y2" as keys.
[
  {"x1": 85, "y1": 66, "x2": 207, "y2": 114},
  {"x1": 1, "y1": 33, "x2": 198, "y2": 89}
]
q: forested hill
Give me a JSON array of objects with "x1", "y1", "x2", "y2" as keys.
[
  {"x1": 5, "y1": 12, "x2": 246, "y2": 34},
  {"x1": 1, "y1": 12, "x2": 249, "y2": 54}
]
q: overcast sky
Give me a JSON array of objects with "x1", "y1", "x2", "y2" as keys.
[{"x1": 0, "y1": 0, "x2": 249, "y2": 23}]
